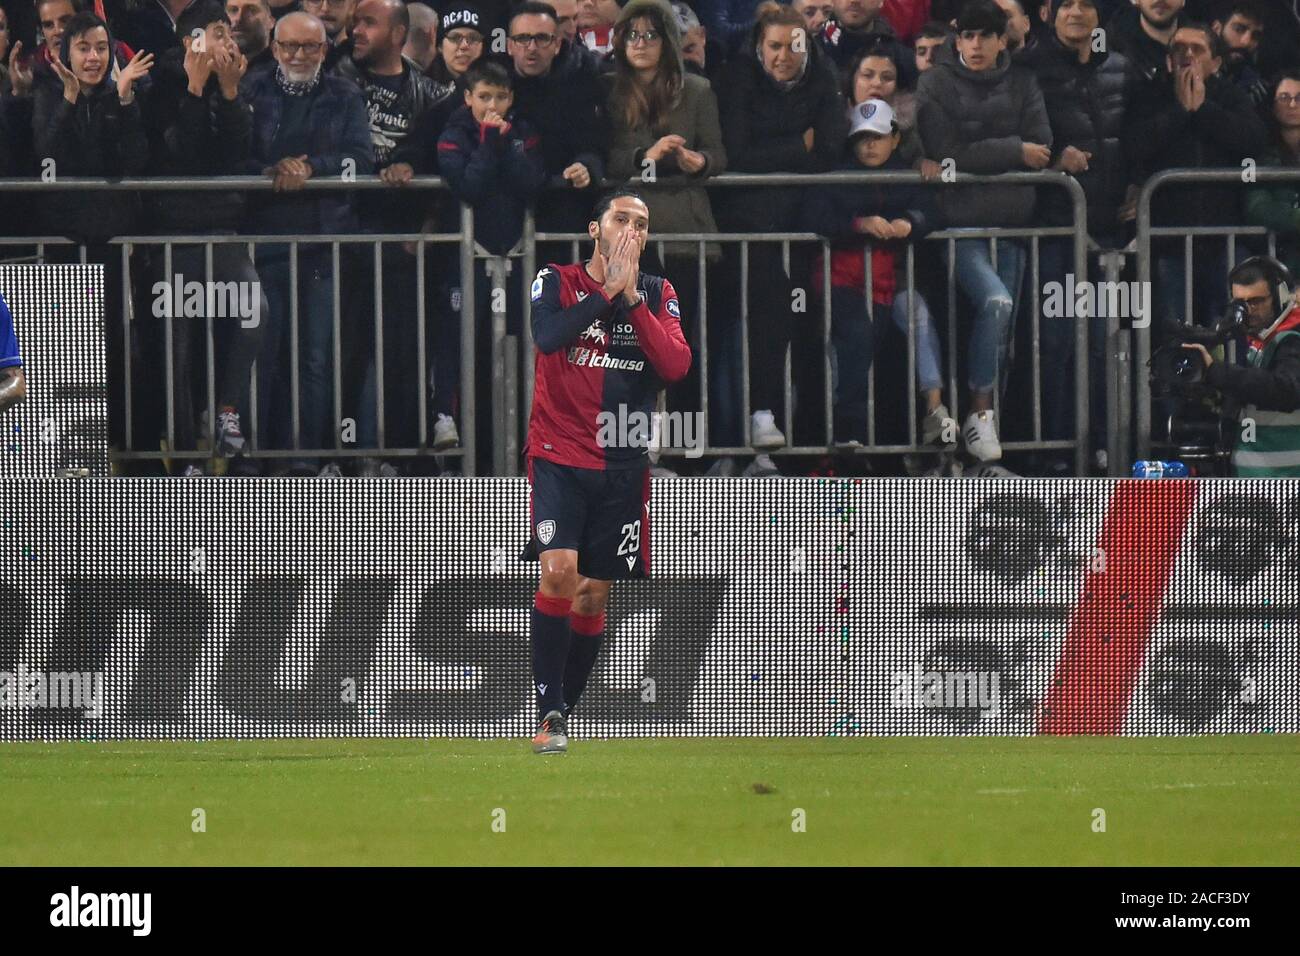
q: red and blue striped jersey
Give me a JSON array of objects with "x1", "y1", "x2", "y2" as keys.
[{"x1": 525, "y1": 261, "x2": 691, "y2": 470}]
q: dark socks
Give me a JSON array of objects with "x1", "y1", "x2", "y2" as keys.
[
  {"x1": 564, "y1": 610, "x2": 606, "y2": 716},
  {"x1": 531, "y1": 592, "x2": 572, "y2": 720}
]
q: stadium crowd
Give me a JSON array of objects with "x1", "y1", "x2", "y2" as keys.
[{"x1": 1, "y1": 0, "x2": 1299, "y2": 476}]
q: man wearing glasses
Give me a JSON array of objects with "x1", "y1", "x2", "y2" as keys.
[
  {"x1": 1124, "y1": 21, "x2": 1266, "y2": 333},
  {"x1": 241, "y1": 10, "x2": 374, "y2": 475},
  {"x1": 506, "y1": 0, "x2": 607, "y2": 232},
  {"x1": 1179, "y1": 256, "x2": 1300, "y2": 476}
]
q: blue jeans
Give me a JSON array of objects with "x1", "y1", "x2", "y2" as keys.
[
  {"x1": 950, "y1": 238, "x2": 1026, "y2": 394},
  {"x1": 1038, "y1": 239, "x2": 1108, "y2": 449},
  {"x1": 256, "y1": 244, "x2": 336, "y2": 458},
  {"x1": 827, "y1": 287, "x2": 943, "y2": 442},
  {"x1": 353, "y1": 247, "x2": 422, "y2": 451},
  {"x1": 890, "y1": 290, "x2": 943, "y2": 392}
]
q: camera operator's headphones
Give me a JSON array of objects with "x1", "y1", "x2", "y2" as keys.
[{"x1": 1229, "y1": 256, "x2": 1296, "y2": 331}]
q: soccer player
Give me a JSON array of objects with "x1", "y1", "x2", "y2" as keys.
[
  {"x1": 0, "y1": 291, "x2": 25, "y2": 415},
  {"x1": 521, "y1": 188, "x2": 691, "y2": 755}
]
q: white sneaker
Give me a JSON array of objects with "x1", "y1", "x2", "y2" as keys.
[
  {"x1": 318, "y1": 463, "x2": 344, "y2": 478},
  {"x1": 962, "y1": 410, "x2": 1003, "y2": 462},
  {"x1": 923, "y1": 404, "x2": 958, "y2": 448},
  {"x1": 432, "y1": 413, "x2": 460, "y2": 451},
  {"x1": 750, "y1": 409, "x2": 786, "y2": 449},
  {"x1": 650, "y1": 464, "x2": 678, "y2": 478},
  {"x1": 181, "y1": 464, "x2": 204, "y2": 477},
  {"x1": 743, "y1": 453, "x2": 780, "y2": 478}
]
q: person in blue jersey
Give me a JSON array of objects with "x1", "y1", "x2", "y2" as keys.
[{"x1": 0, "y1": 291, "x2": 26, "y2": 415}]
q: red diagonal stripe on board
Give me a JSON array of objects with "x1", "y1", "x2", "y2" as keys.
[{"x1": 1037, "y1": 480, "x2": 1199, "y2": 735}]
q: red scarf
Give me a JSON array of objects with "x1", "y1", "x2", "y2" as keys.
[{"x1": 1248, "y1": 302, "x2": 1300, "y2": 353}]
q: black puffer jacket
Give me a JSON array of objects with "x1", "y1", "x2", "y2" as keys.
[
  {"x1": 509, "y1": 39, "x2": 608, "y2": 230},
  {"x1": 1019, "y1": 33, "x2": 1128, "y2": 240},
  {"x1": 915, "y1": 38, "x2": 1052, "y2": 228},
  {"x1": 1122, "y1": 68, "x2": 1268, "y2": 228},
  {"x1": 142, "y1": 45, "x2": 253, "y2": 234},
  {"x1": 32, "y1": 80, "x2": 150, "y2": 242},
  {"x1": 715, "y1": 29, "x2": 846, "y2": 232}
]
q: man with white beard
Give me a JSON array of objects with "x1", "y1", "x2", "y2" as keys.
[{"x1": 241, "y1": 11, "x2": 374, "y2": 475}]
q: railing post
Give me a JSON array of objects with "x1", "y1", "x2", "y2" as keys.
[
  {"x1": 522, "y1": 210, "x2": 537, "y2": 439},
  {"x1": 1070, "y1": 175, "x2": 1089, "y2": 477},
  {"x1": 1099, "y1": 248, "x2": 1129, "y2": 477},
  {"x1": 1136, "y1": 176, "x2": 1157, "y2": 462},
  {"x1": 459, "y1": 203, "x2": 477, "y2": 476},
  {"x1": 486, "y1": 255, "x2": 511, "y2": 477}
]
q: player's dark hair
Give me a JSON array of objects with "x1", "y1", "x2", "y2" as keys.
[
  {"x1": 34, "y1": 0, "x2": 85, "y2": 11},
  {"x1": 464, "y1": 58, "x2": 512, "y2": 90},
  {"x1": 591, "y1": 186, "x2": 647, "y2": 223}
]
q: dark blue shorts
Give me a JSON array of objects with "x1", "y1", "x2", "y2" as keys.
[{"x1": 520, "y1": 456, "x2": 651, "y2": 580}]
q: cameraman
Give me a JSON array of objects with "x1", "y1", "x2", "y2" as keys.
[{"x1": 1182, "y1": 256, "x2": 1300, "y2": 476}]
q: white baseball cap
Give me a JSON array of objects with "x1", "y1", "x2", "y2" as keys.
[{"x1": 847, "y1": 99, "x2": 896, "y2": 138}]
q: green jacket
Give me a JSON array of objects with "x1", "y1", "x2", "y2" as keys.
[
  {"x1": 604, "y1": 72, "x2": 727, "y2": 258},
  {"x1": 1243, "y1": 146, "x2": 1300, "y2": 279},
  {"x1": 1211, "y1": 328, "x2": 1300, "y2": 477}
]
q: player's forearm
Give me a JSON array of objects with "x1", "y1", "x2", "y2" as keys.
[
  {"x1": 532, "y1": 293, "x2": 613, "y2": 354},
  {"x1": 0, "y1": 367, "x2": 26, "y2": 414},
  {"x1": 626, "y1": 301, "x2": 691, "y2": 383}
]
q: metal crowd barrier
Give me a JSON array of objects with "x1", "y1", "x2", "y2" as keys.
[
  {"x1": 1134, "y1": 168, "x2": 1299, "y2": 464},
  {"x1": 505, "y1": 171, "x2": 1090, "y2": 477},
  {"x1": 0, "y1": 176, "x2": 475, "y2": 474},
  {"x1": 3, "y1": 171, "x2": 1093, "y2": 477}
]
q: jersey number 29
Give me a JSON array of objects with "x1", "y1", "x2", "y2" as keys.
[{"x1": 617, "y1": 520, "x2": 642, "y2": 556}]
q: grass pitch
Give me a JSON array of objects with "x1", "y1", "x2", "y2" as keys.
[{"x1": 1, "y1": 736, "x2": 1295, "y2": 866}]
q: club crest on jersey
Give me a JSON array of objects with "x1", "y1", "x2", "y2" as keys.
[
  {"x1": 581, "y1": 321, "x2": 606, "y2": 344},
  {"x1": 450, "y1": 288, "x2": 462, "y2": 312},
  {"x1": 531, "y1": 268, "x2": 551, "y2": 302},
  {"x1": 666, "y1": 298, "x2": 680, "y2": 318},
  {"x1": 537, "y1": 519, "x2": 556, "y2": 545}
]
